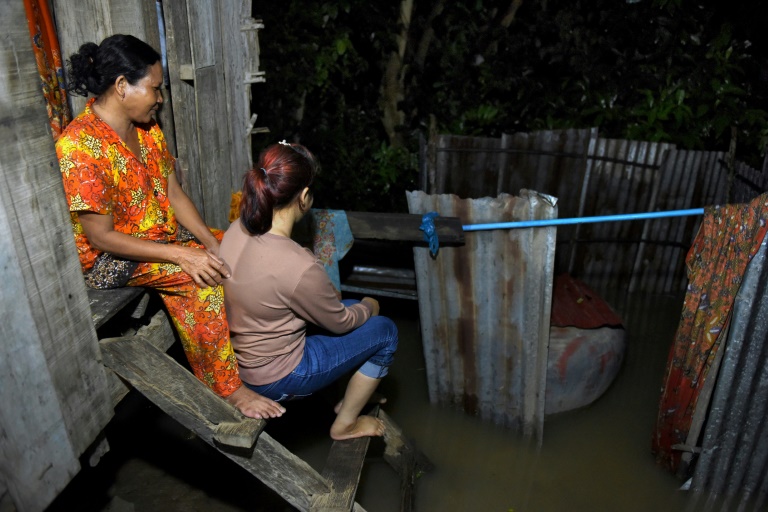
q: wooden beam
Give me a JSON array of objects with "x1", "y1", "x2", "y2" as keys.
[
  {"x1": 378, "y1": 409, "x2": 433, "y2": 512},
  {"x1": 311, "y1": 433, "x2": 371, "y2": 512},
  {"x1": 1, "y1": 3, "x2": 112, "y2": 508},
  {"x1": 100, "y1": 335, "x2": 330, "y2": 511},
  {"x1": 345, "y1": 211, "x2": 465, "y2": 245},
  {"x1": 88, "y1": 287, "x2": 145, "y2": 329},
  {"x1": 104, "y1": 310, "x2": 178, "y2": 407}
]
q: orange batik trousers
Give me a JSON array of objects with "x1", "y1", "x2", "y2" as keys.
[{"x1": 125, "y1": 231, "x2": 240, "y2": 397}]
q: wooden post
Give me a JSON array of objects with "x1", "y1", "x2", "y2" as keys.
[
  {"x1": 0, "y1": 2, "x2": 113, "y2": 509},
  {"x1": 162, "y1": 0, "x2": 235, "y2": 229}
]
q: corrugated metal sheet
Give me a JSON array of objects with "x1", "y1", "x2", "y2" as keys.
[
  {"x1": 433, "y1": 134, "x2": 503, "y2": 198},
  {"x1": 423, "y1": 130, "x2": 764, "y2": 295},
  {"x1": 406, "y1": 190, "x2": 557, "y2": 443},
  {"x1": 688, "y1": 237, "x2": 768, "y2": 511},
  {"x1": 569, "y1": 138, "x2": 675, "y2": 293},
  {"x1": 632, "y1": 149, "x2": 729, "y2": 294},
  {"x1": 732, "y1": 160, "x2": 768, "y2": 204}
]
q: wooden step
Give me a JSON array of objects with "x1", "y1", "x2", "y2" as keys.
[
  {"x1": 88, "y1": 287, "x2": 146, "y2": 328},
  {"x1": 378, "y1": 409, "x2": 434, "y2": 512},
  {"x1": 99, "y1": 334, "x2": 431, "y2": 511},
  {"x1": 99, "y1": 334, "x2": 331, "y2": 510},
  {"x1": 311, "y1": 422, "x2": 373, "y2": 512},
  {"x1": 310, "y1": 406, "x2": 433, "y2": 512}
]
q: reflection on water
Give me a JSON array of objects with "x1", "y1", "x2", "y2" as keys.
[{"x1": 356, "y1": 291, "x2": 691, "y2": 512}]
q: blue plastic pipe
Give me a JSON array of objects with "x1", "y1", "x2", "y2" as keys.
[{"x1": 461, "y1": 208, "x2": 705, "y2": 232}]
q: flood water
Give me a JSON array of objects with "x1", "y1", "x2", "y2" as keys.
[{"x1": 47, "y1": 290, "x2": 693, "y2": 512}]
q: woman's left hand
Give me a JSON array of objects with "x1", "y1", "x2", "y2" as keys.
[{"x1": 173, "y1": 245, "x2": 230, "y2": 287}]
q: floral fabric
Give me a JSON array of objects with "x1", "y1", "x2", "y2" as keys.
[
  {"x1": 309, "y1": 209, "x2": 354, "y2": 296},
  {"x1": 652, "y1": 193, "x2": 768, "y2": 472},
  {"x1": 57, "y1": 98, "x2": 179, "y2": 271},
  {"x1": 23, "y1": 0, "x2": 71, "y2": 140},
  {"x1": 126, "y1": 231, "x2": 239, "y2": 395},
  {"x1": 57, "y1": 102, "x2": 240, "y2": 396}
]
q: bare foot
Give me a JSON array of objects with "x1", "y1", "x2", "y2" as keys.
[
  {"x1": 334, "y1": 392, "x2": 387, "y2": 414},
  {"x1": 330, "y1": 416, "x2": 385, "y2": 440},
  {"x1": 225, "y1": 385, "x2": 286, "y2": 419}
]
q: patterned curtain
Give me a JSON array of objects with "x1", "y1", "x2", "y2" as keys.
[
  {"x1": 23, "y1": 0, "x2": 71, "y2": 140},
  {"x1": 652, "y1": 193, "x2": 768, "y2": 472}
]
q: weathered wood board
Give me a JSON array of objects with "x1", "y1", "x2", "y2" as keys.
[
  {"x1": 0, "y1": 2, "x2": 113, "y2": 509},
  {"x1": 346, "y1": 211, "x2": 465, "y2": 244},
  {"x1": 161, "y1": 0, "x2": 236, "y2": 230},
  {"x1": 100, "y1": 334, "x2": 330, "y2": 511}
]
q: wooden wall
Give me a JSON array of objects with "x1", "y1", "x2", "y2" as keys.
[
  {"x1": 0, "y1": 2, "x2": 261, "y2": 508},
  {"x1": 53, "y1": 0, "x2": 261, "y2": 229},
  {"x1": 52, "y1": 0, "x2": 177, "y2": 155},
  {"x1": 0, "y1": 1, "x2": 113, "y2": 510},
  {"x1": 162, "y1": 0, "x2": 258, "y2": 229}
]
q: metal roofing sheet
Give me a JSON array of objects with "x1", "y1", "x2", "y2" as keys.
[{"x1": 407, "y1": 189, "x2": 557, "y2": 442}]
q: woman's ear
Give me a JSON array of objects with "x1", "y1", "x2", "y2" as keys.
[
  {"x1": 299, "y1": 187, "x2": 312, "y2": 212},
  {"x1": 114, "y1": 75, "x2": 128, "y2": 101}
]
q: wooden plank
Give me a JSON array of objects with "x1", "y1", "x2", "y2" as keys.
[
  {"x1": 188, "y1": 0, "x2": 233, "y2": 229},
  {"x1": 87, "y1": 287, "x2": 145, "y2": 329},
  {"x1": 162, "y1": 0, "x2": 204, "y2": 203},
  {"x1": 219, "y1": 0, "x2": 253, "y2": 184},
  {"x1": 1, "y1": 10, "x2": 78, "y2": 510},
  {"x1": 100, "y1": 335, "x2": 330, "y2": 510},
  {"x1": 109, "y1": 0, "x2": 161, "y2": 59},
  {"x1": 378, "y1": 409, "x2": 433, "y2": 512},
  {"x1": 0, "y1": 6, "x2": 113, "y2": 510},
  {"x1": 0, "y1": 193, "x2": 79, "y2": 512},
  {"x1": 346, "y1": 211, "x2": 465, "y2": 244},
  {"x1": 105, "y1": 309, "x2": 177, "y2": 406},
  {"x1": 185, "y1": 0, "x2": 217, "y2": 67},
  {"x1": 311, "y1": 436, "x2": 371, "y2": 512},
  {"x1": 194, "y1": 64, "x2": 234, "y2": 229},
  {"x1": 52, "y1": 0, "x2": 112, "y2": 117}
]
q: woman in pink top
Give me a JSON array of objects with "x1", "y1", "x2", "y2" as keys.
[{"x1": 220, "y1": 142, "x2": 398, "y2": 440}]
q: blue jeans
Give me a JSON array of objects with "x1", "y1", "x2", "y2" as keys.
[{"x1": 244, "y1": 300, "x2": 398, "y2": 402}]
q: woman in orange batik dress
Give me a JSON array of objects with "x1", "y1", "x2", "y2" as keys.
[{"x1": 56, "y1": 34, "x2": 284, "y2": 420}]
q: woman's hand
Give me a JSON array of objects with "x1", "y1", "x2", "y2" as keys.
[
  {"x1": 174, "y1": 245, "x2": 231, "y2": 287},
  {"x1": 361, "y1": 297, "x2": 380, "y2": 316},
  {"x1": 205, "y1": 237, "x2": 221, "y2": 257}
]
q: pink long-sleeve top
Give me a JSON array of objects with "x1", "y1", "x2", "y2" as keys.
[{"x1": 220, "y1": 219, "x2": 372, "y2": 385}]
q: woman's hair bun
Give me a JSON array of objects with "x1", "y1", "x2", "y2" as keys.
[{"x1": 66, "y1": 35, "x2": 160, "y2": 98}]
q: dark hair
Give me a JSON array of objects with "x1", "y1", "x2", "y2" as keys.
[
  {"x1": 240, "y1": 142, "x2": 317, "y2": 235},
  {"x1": 67, "y1": 34, "x2": 161, "y2": 97}
]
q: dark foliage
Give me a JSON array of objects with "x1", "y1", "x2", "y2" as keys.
[{"x1": 252, "y1": 0, "x2": 768, "y2": 212}]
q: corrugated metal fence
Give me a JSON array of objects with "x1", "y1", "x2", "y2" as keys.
[
  {"x1": 688, "y1": 237, "x2": 768, "y2": 511},
  {"x1": 422, "y1": 129, "x2": 768, "y2": 294},
  {"x1": 406, "y1": 190, "x2": 557, "y2": 442}
]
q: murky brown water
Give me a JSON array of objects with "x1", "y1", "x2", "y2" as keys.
[{"x1": 48, "y1": 290, "x2": 691, "y2": 512}]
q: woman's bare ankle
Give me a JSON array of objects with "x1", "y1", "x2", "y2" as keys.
[
  {"x1": 334, "y1": 393, "x2": 387, "y2": 415},
  {"x1": 330, "y1": 416, "x2": 384, "y2": 440}
]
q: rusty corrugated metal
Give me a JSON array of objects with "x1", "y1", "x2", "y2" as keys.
[
  {"x1": 424, "y1": 130, "x2": 764, "y2": 295},
  {"x1": 406, "y1": 190, "x2": 557, "y2": 443},
  {"x1": 688, "y1": 237, "x2": 768, "y2": 511}
]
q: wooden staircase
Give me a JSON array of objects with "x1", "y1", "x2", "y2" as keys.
[{"x1": 99, "y1": 332, "x2": 432, "y2": 512}]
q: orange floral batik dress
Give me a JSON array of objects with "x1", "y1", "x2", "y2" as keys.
[{"x1": 56, "y1": 98, "x2": 240, "y2": 396}]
